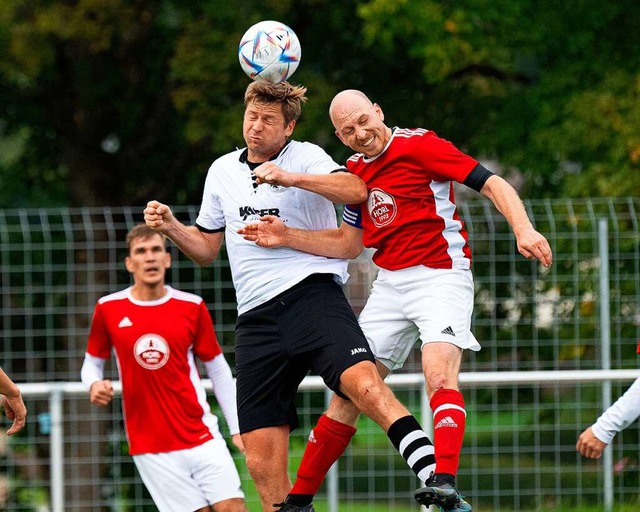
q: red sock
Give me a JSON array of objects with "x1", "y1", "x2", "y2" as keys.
[
  {"x1": 430, "y1": 388, "x2": 466, "y2": 476},
  {"x1": 290, "y1": 414, "x2": 356, "y2": 495}
]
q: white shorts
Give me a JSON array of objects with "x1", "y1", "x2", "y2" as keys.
[
  {"x1": 358, "y1": 266, "x2": 481, "y2": 371},
  {"x1": 133, "y1": 438, "x2": 244, "y2": 512}
]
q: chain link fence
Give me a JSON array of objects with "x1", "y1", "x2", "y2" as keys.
[{"x1": 1, "y1": 197, "x2": 639, "y2": 511}]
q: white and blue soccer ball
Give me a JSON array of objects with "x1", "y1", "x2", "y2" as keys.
[{"x1": 238, "y1": 20, "x2": 301, "y2": 83}]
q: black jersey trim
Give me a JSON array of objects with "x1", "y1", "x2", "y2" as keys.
[
  {"x1": 463, "y1": 163, "x2": 494, "y2": 192},
  {"x1": 195, "y1": 222, "x2": 225, "y2": 234}
]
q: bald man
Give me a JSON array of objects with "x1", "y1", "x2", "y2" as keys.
[{"x1": 240, "y1": 89, "x2": 553, "y2": 512}]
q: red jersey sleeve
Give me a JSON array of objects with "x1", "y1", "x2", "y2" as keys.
[
  {"x1": 192, "y1": 300, "x2": 223, "y2": 362},
  {"x1": 86, "y1": 302, "x2": 113, "y2": 359},
  {"x1": 417, "y1": 131, "x2": 478, "y2": 183}
]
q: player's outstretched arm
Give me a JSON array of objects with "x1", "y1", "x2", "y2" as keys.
[
  {"x1": 239, "y1": 216, "x2": 364, "y2": 259},
  {"x1": 479, "y1": 175, "x2": 553, "y2": 267},
  {"x1": 0, "y1": 367, "x2": 26, "y2": 435},
  {"x1": 144, "y1": 200, "x2": 224, "y2": 267},
  {"x1": 252, "y1": 162, "x2": 367, "y2": 204}
]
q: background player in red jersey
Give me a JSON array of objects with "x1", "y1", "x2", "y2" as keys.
[
  {"x1": 239, "y1": 89, "x2": 553, "y2": 512},
  {"x1": 0, "y1": 366, "x2": 27, "y2": 435},
  {"x1": 81, "y1": 224, "x2": 247, "y2": 512}
]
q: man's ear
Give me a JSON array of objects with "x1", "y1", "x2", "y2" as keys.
[
  {"x1": 335, "y1": 130, "x2": 349, "y2": 147},
  {"x1": 163, "y1": 251, "x2": 172, "y2": 269},
  {"x1": 285, "y1": 120, "x2": 296, "y2": 138},
  {"x1": 124, "y1": 256, "x2": 133, "y2": 273},
  {"x1": 373, "y1": 103, "x2": 384, "y2": 121}
]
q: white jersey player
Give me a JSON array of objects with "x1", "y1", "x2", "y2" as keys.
[{"x1": 144, "y1": 81, "x2": 440, "y2": 512}]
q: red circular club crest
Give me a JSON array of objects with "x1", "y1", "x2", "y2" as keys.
[
  {"x1": 134, "y1": 334, "x2": 170, "y2": 370},
  {"x1": 367, "y1": 188, "x2": 397, "y2": 227}
]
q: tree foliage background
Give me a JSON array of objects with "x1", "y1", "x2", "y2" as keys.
[
  {"x1": 1, "y1": 3, "x2": 639, "y2": 509},
  {"x1": 1, "y1": 0, "x2": 638, "y2": 208}
]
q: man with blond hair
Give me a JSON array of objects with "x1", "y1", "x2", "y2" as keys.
[
  {"x1": 145, "y1": 81, "x2": 438, "y2": 511},
  {"x1": 240, "y1": 88, "x2": 554, "y2": 511}
]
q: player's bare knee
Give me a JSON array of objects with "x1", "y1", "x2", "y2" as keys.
[
  {"x1": 326, "y1": 396, "x2": 360, "y2": 426},
  {"x1": 244, "y1": 452, "x2": 268, "y2": 482},
  {"x1": 424, "y1": 371, "x2": 452, "y2": 396},
  {"x1": 351, "y1": 380, "x2": 389, "y2": 412}
]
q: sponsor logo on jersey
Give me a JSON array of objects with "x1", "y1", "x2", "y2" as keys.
[
  {"x1": 133, "y1": 334, "x2": 170, "y2": 370},
  {"x1": 238, "y1": 206, "x2": 281, "y2": 221},
  {"x1": 434, "y1": 416, "x2": 458, "y2": 429},
  {"x1": 367, "y1": 188, "x2": 397, "y2": 227},
  {"x1": 118, "y1": 316, "x2": 133, "y2": 328},
  {"x1": 267, "y1": 184, "x2": 288, "y2": 193},
  {"x1": 351, "y1": 347, "x2": 367, "y2": 356},
  {"x1": 308, "y1": 429, "x2": 317, "y2": 443}
]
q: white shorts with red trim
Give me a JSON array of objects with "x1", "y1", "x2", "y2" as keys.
[
  {"x1": 133, "y1": 437, "x2": 244, "y2": 512},
  {"x1": 358, "y1": 265, "x2": 481, "y2": 371}
]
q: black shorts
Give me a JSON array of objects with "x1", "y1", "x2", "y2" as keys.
[{"x1": 235, "y1": 274, "x2": 375, "y2": 434}]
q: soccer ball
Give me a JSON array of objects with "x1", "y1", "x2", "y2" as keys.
[{"x1": 238, "y1": 20, "x2": 301, "y2": 83}]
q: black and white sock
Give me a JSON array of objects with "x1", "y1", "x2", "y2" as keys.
[{"x1": 387, "y1": 415, "x2": 436, "y2": 484}]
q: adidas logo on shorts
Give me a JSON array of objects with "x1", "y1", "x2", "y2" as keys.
[{"x1": 441, "y1": 326, "x2": 455, "y2": 336}]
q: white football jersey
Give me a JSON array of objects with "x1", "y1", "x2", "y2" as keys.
[{"x1": 196, "y1": 140, "x2": 349, "y2": 315}]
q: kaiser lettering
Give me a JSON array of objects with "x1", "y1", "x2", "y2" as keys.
[{"x1": 239, "y1": 206, "x2": 280, "y2": 221}]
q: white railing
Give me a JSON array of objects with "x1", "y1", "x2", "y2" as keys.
[{"x1": 19, "y1": 369, "x2": 640, "y2": 512}]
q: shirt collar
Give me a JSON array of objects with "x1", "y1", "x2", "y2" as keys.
[{"x1": 239, "y1": 139, "x2": 293, "y2": 169}]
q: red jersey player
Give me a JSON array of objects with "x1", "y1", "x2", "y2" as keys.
[
  {"x1": 81, "y1": 224, "x2": 247, "y2": 512},
  {"x1": 239, "y1": 89, "x2": 553, "y2": 512}
]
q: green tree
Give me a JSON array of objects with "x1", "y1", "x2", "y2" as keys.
[
  {"x1": 0, "y1": 0, "x2": 257, "y2": 206},
  {"x1": 356, "y1": 0, "x2": 640, "y2": 198},
  {"x1": 1, "y1": 0, "x2": 639, "y2": 208}
]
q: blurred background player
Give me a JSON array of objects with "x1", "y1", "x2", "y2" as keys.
[
  {"x1": 144, "y1": 81, "x2": 438, "y2": 512},
  {"x1": 80, "y1": 224, "x2": 247, "y2": 512},
  {"x1": 0, "y1": 366, "x2": 27, "y2": 436},
  {"x1": 577, "y1": 344, "x2": 640, "y2": 459},
  {"x1": 239, "y1": 89, "x2": 553, "y2": 512}
]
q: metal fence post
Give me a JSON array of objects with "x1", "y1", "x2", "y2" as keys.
[
  {"x1": 598, "y1": 217, "x2": 613, "y2": 512},
  {"x1": 50, "y1": 387, "x2": 64, "y2": 512}
]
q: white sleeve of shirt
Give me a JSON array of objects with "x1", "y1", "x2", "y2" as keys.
[
  {"x1": 80, "y1": 353, "x2": 107, "y2": 391},
  {"x1": 591, "y1": 376, "x2": 640, "y2": 444},
  {"x1": 297, "y1": 141, "x2": 344, "y2": 175},
  {"x1": 203, "y1": 355, "x2": 240, "y2": 436},
  {"x1": 195, "y1": 160, "x2": 226, "y2": 231}
]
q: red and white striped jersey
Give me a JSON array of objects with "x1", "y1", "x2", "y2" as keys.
[
  {"x1": 342, "y1": 128, "x2": 477, "y2": 270},
  {"x1": 86, "y1": 286, "x2": 223, "y2": 455}
]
